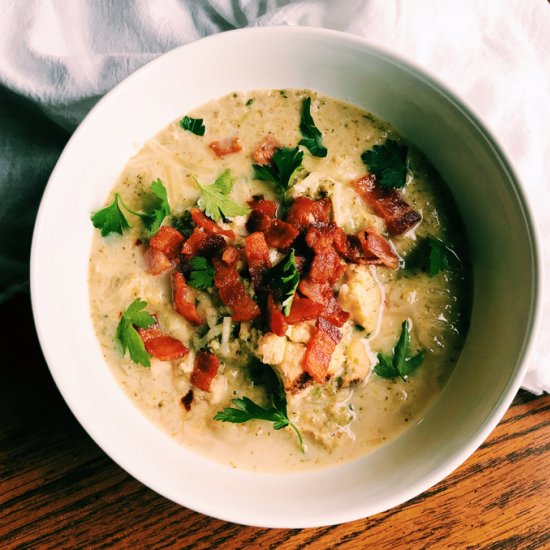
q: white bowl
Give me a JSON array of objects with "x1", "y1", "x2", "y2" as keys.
[{"x1": 31, "y1": 27, "x2": 541, "y2": 527}]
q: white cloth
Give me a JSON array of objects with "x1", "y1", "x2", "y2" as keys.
[{"x1": 0, "y1": 0, "x2": 548, "y2": 393}]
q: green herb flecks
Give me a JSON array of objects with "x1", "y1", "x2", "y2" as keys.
[
  {"x1": 179, "y1": 115, "x2": 205, "y2": 136},
  {"x1": 91, "y1": 193, "x2": 130, "y2": 236},
  {"x1": 215, "y1": 363, "x2": 303, "y2": 452},
  {"x1": 374, "y1": 320, "x2": 425, "y2": 381},
  {"x1": 299, "y1": 97, "x2": 327, "y2": 158},
  {"x1": 263, "y1": 249, "x2": 299, "y2": 315},
  {"x1": 252, "y1": 146, "x2": 304, "y2": 206},
  {"x1": 195, "y1": 169, "x2": 251, "y2": 222},
  {"x1": 361, "y1": 139, "x2": 408, "y2": 189},
  {"x1": 170, "y1": 210, "x2": 195, "y2": 238},
  {"x1": 115, "y1": 299, "x2": 156, "y2": 367},
  {"x1": 187, "y1": 256, "x2": 215, "y2": 290}
]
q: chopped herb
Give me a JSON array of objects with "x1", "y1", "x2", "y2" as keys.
[
  {"x1": 115, "y1": 299, "x2": 156, "y2": 367},
  {"x1": 187, "y1": 256, "x2": 215, "y2": 290},
  {"x1": 170, "y1": 210, "x2": 195, "y2": 238},
  {"x1": 131, "y1": 179, "x2": 171, "y2": 235},
  {"x1": 179, "y1": 115, "x2": 205, "y2": 136},
  {"x1": 245, "y1": 98, "x2": 254, "y2": 107},
  {"x1": 405, "y1": 236, "x2": 457, "y2": 276},
  {"x1": 252, "y1": 146, "x2": 303, "y2": 205},
  {"x1": 91, "y1": 193, "x2": 130, "y2": 236},
  {"x1": 361, "y1": 139, "x2": 408, "y2": 189},
  {"x1": 299, "y1": 97, "x2": 327, "y2": 158},
  {"x1": 195, "y1": 169, "x2": 250, "y2": 222},
  {"x1": 427, "y1": 236, "x2": 452, "y2": 277},
  {"x1": 263, "y1": 249, "x2": 299, "y2": 315},
  {"x1": 215, "y1": 363, "x2": 303, "y2": 452},
  {"x1": 374, "y1": 321, "x2": 425, "y2": 381}
]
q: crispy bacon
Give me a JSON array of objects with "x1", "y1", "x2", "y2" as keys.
[
  {"x1": 149, "y1": 226, "x2": 185, "y2": 260},
  {"x1": 285, "y1": 295, "x2": 325, "y2": 325},
  {"x1": 190, "y1": 208, "x2": 235, "y2": 240},
  {"x1": 264, "y1": 220, "x2": 299, "y2": 250},
  {"x1": 137, "y1": 323, "x2": 189, "y2": 361},
  {"x1": 302, "y1": 318, "x2": 342, "y2": 384},
  {"x1": 244, "y1": 232, "x2": 272, "y2": 288},
  {"x1": 213, "y1": 258, "x2": 261, "y2": 322},
  {"x1": 351, "y1": 173, "x2": 421, "y2": 235},
  {"x1": 248, "y1": 197, "x2": 279, "y2": 218},
  {"x1": 298, "y1": 278, "x2": 350, "y2": 327},
  {"x1": 209, "y1": 136, "x2": 242, "y2": 158},
  {"x1": 357, "y1": 230, "x2": 400, "y2": 269},
  {"x1": 181, "y1": 389, "x2": 194, "y2": 411},
  {"x1": 267, "y1": 294, "x2": 288, "y2": 337},
  {"x1": 181, "y1": 227, "x2": 208, "y2": 256},
  {"x1": 246, "y1": 209, "x2": 273, "y2": 233},
  {"x1": 305, "y1": 224, "x2": 346, "y2": 284},
  {"x1": 253, "y1": 135, "x2": 281, "y2": 165},
  {"x1": 221, "y1": 246, "x2": 241, "y2": 266},
  {"x1": 172, "y1": 272, "x2": 203, "y2": 325},
  {"x1": 286, "y1": 197, "x2": 332, "y2": 232},
  {"x1": 191, "y1": 350, "x2": 220, "y2": 392},
  {"x1": 144, "y1": 247, "x2": 172, "y2": 275}
]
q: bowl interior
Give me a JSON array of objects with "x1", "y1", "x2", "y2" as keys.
[{"x1": 31, "y1": 27, "x2": 538, "y2": 527}]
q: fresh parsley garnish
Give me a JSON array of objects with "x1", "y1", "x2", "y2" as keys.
[
  {"x1": 179, "y1": 115, "x2": 205, "y2": 136},
  {"x1": 299, "y1": 97, "x2": 327, "y2": 158},
  {"x1": 91, "y1": 180, "x2": 171, "y2": 237},
  {"x1": 361, "y1": 139, "x2": 408, "y2": 189},
  {"x1": 115, "y1": 298, "x2": 156, "y2": 367},
  {"x1": 245, "y1": 98, "x2": 254, "y2": 107},
  {"x1": 374, "y1": 321, "x2": 425, "y2": 381},
  {"x1": 263, "y1": 249, "x2": 299, "y2": 315},
  {"x1": 91, "y1": 193, "x2": 130, "y2": 236},
  {"x1": 252, "y1": 146, "x2": 304, "y2": 205},
  {"x1": 427, "y1": 236, "x2": 452, "y2": 277},
  {"x1": 187, "y1": 256, "x2": 215, "y2": 290},
  {"x1": 195, "y1": 169, "x2": 251, "y2": 222},
  {"x1": 215, "y1": 363, "x2": 303, "y2": 452}
]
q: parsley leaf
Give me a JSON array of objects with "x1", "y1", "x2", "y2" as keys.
[
  {"x1": 187, "y1": 256, "x2": 215, "y2": 290},
  {"x1": 263, "y1": 249, "x2": 300, "y2": 315},
  {"x1": 91, "y1": 193, "x2": 130, "y2": 236},
  {"x1": 115, "y1": 299, "x2": 156, "y2": 367},
  {"x1": 179, "y1": 115, "x2": 205, "y2": 136},
  {"x1": 252, "y1": 146, "x2": 304, "y2": 205},
  {"x1": 136, "y1": 179, "x2": 171, "y2": 235},
  {"x1": 214, "y1": 364, "x2": 304, "y2": 452},
  {"x1": 427, "y1": 236, "x2": 452, "y2": 277},
  {"x1": 195, "y1": 169, "x2": 251, "y2": 222},
  {"x1": 374, "y1": 321, "x2": 425, "y2": 381},
  {"x1": 361, "y1": 139, "x2": 408, "y2": 189},
  {"x1": 299, "y1": 97, "x2": 327, "y2": 157}
]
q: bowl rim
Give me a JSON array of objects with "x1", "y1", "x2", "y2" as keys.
[{"x1": 30, "y1": 25, "x2": 542, "y2": 527}]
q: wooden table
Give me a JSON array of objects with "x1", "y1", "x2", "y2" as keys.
[{"x1": 1, "y1": 293, "x2": 548, "y2": 549}]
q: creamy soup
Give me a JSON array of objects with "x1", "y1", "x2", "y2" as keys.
[{"x1": 89, "y1": 89, "x2": 471, "y2": 472}]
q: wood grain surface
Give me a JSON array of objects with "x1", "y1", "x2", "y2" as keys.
[{"x1": 1, "y1": 294, "x2": 549, "y2": 549}]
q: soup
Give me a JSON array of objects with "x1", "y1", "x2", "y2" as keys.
[{"x1": 89, "y1": 89, "x2": 471, "y2": 472}]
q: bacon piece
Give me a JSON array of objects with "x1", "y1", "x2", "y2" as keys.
[
  {"x1": 209, "y1": 137, "x2": 242, "y2": 158},
  {"x1": 305, "y1": 224, "x2": 345, "y2": 284},
  {"x1": 264, "y1": 220, "x2": 299, "y2": 250},
  {"x1": 191, "y1": 350, "x2": 220, "y2": 392},
  {"x1": 137, "y1": 323, "x2": 189, "y2": 361},
  {"x1": 181, "y1": 389, "x2": 194, "y2": 411},
  {"x1": 144, "y1": 247, "x2": 172, "y2": 275},
  {"x1": 285, "y1": 295, "x2": 325, "y2": 325},
  {"x1": 298, "y1": 278, "x2": 350, "y2": 327},
  {"x1": 221, "y1": 246, "x2": 241, "y2": 266},
  {"x1": 181, "y1": 228, "x2": 208, "y2": 256},
  {"x1": 357, "y1": 230, "x2": 400, "y2": 269},
  {"x1": 213, "y1": 258, "x2": 261, "y2": 322},
  {"x1": 303, "y1": 318, "x2": 342, "y2": 384},
  {"x1": 351, "y1": 173, "x2": 421, "y2": 235},
  {"x1": 248, "y1": 197, "x2": 279, "y2": 218},
  {"x1": 190, "y1": 208, "x2": 235, "y2": 240},
  {"x1": 196, "y1": 235, "x2": 226, "y2": 258},
  {"x1": 149, "y1": 226, "x2": 185, "y2": 260},
  {"x1": 246, "y1": 209, "x2": 273, "y2": 233},
  {"x1": 286, "y1": 197, "x2": 332, "y2": 232},
  {"x1": 253, "y1": 135, "x2": 281, "y2": 165},
  {"x1": 244, "y1": 232, "x2": 272, "y2": 288},
  {"x1": 172, "y1": 272, "x2": 203, "y2": 326},
  {"x1": 267, "y1": 294, "x2": 288, "y2": 337}
]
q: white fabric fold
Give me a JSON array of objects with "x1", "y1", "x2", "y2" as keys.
[{"x1": 0, "y1": 0, "x2": 547, "y2": 393}]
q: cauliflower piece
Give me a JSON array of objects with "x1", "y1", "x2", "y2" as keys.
[
  {"x1": 257, "y1": 333, "x2": 286, "y2": 365},
  {"x1": 286, "y1": 321, "x2": 314, "y2": 344},
  {"x1": 337, "y1": 265, "x2": 383, "y2": 334},
  {"x1": 342, "y1": 336, "x2": 371, "y2": 385}
]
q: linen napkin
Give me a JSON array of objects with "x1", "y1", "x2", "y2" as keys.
[{"x1": 0, "y1": 0, "x2": 547, "y2": 393}]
